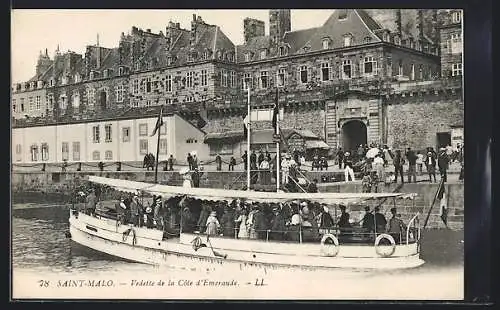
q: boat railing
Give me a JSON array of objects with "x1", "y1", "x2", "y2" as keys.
[{"x1": 406, "y1": 212, "x2": 420, "y2": 246}]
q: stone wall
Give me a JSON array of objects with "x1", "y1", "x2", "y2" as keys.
[{"x1": 385, "y1": 92, "x2": 463, "y2": 150}]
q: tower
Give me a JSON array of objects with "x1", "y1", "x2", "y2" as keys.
[
  {"x1": 36, "y1": 49, "x2": 52, "y2": 76},
  {"x1": 269, "y1": 9, "x2": 291, "y2": 43}
]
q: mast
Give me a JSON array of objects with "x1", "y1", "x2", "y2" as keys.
[
  {"x1": 246, "y1": 84, "x2": 251, "y2": 191},
  {"x1": 154, "y1": 106, "x2": 163, "y2": 184},
  {"x1": 275, "y1": 71, "x2": 281, "y2": 192}
]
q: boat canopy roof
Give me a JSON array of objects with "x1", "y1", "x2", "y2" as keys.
[{"x1": 87, "y1": 176, "x2": 417, "y2": 204}]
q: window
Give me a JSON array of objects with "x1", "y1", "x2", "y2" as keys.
[
  {"x1": 322, "y1": 39, "x2": 330, "y2": 50},
  {"x1": 15, "y1": 144, "x2": 22, "y2": 161},
  {"x1": 159, "y1": 139, "x2": 167, "y2": 154},
  {"x1": 201, "y1": 70, "x2": 207, "y2": 87},
  {"x1": 61, "y1": 142, "x2": 69, "y2": 161},
  {"x1": 230, "y1": 71, "x2": 236, "y2": 88},
  {"x1": 29, "y1": 97, "x2": 34, "y2": 111},
  {"x1": 50, "y1": 79, "x2": 54, "y2": 87},
  {"x1": 209, "y1": 143, "x2": 233, "y2": 156},
  {"x1": 167, "y1": 57, "x2": 173, "y2": 66},
  {"x1": 20, "y1": 98, "x2": 25, "y2": 112},
  {"x1": 260, "y1": 71, "x2": 269, "y2": 89},
  {"x1": 187, "y1": 53, "x2": 194, "y2": 62},
  {"x1": 299, "y1": 65, "x2": 308, "y2": 84},
  {"x1": 133, "y1": 79, "x2": 139, "y2": 94},
  {"x1": 187, "y1": 72, "x2": 194, "y2": 88},
  {"x1": 398, "y1": 60, "x2": 403, "y2": 76},
  {"x1": 62, "y1": 75, "x2": 68, "y2": 85},
  {"x1": 72, "y1": 92, "x2": 80, "y2": 108},
  {"x1": 59, "y1": 95, "x2": 67, "y2": 110},
  {"x1": 105, "y1": 124, "x2": 112, "y2": 142},
  {"x1": 221, "y1": 70, "x2": 228, "y2": 87},
  {"x1": 450, "y1": 33, "x2": 462, "y2": 54},
  {"x1": 35, "y1": 96, "x2": 41, "y2": 110},
  {"x1": 30, "y1": 144, "x2": 38, "y2": 162},
  {"x1": 115, "y1": 84, "x2": 124, "y2": 103},
  {"x1": 277, "y1": 68, "x2": 287, "y2": 86},
  {"x1": 165, "y1": 75, "x2": 172, "y2": 92},
  {"x1": 105, "y1": 151, "x2": 113, "y2": 160},
  {"x1": 122, "y1": 127, "x2": 130, "y2": 142},
  {"x1": 260, "y1": 50, "x2": 267, "y2": 60},
  {"x1": 139, "y1": 139, "x2": 148, "y2": 155},
  {"x1": 92, "y1": 151, "x2": 100, "y2": 160},
  {"x1": 12, "y1": 99, "x2": 16, "y2": 113},
  {"x1": 146, "y1": 77, "x2": 152, "y2": 93},
  {"x1": 139, "y1": 123, "x2": 148, "y2": 136},
  {"x1": 394, "y1": 36, "x2": 401, "y2": 45},
  {"x1": 146, "y1": 100, "x2": 152, "y2": 107},
  {"x1": 342, "y1": 60, "x2": 352, "y2": 79},
  {"x1": 165, "y1": 98, "x2": 172, "y2": 105},
  {"x1": 185, "y1": 95, "x2": 194, "y2": 102},
  {"x1": 410, "y1": 64, "x2": 415, "y2": 80},
  {"x1": 118, "y1": 67, "x2": 124, "y2": 76},
  {"x1": 147, "y1": 61, "x2": 153, "y2": 70},
  {"x1": 160, "y1": 123, "x2": 167, "y2": 135},
  {"x1": 242, "y1": 73, "x2": 252, "y2": 90},
  {"x1": 203, "y1": 51, "x2": 210, "y2": 60},
  {"x1": 419, "y1": 65, "x2": 423, "y2": 80},
  {"x1": 72, "y1": 142, "x2": 80, "y2": 161},
  {"x1": 363, "y1": 37, "x2": 372, "y2": 44},
  {"x1": 103, "y1": 70, "x2": 109, "y2": 78},
  {"x1": 244, "y1": 53, "x2": 251, "y2": 62},
  {"x1": 363, "y1": 56, "x2": 377, "y2": 75},
  {"x1": 452, "y1": 63, "x2": 462, "y2": 76},
  {"x1": 452, "y1": 11, "x2": 462, "y2": 23},
  {"x1": 321, "y1": 63, "x2": 330, "y2": 81},
  {"x1": 279, "y1": 46, "x2": 286, "y2": 56},
  {"x1": 41, "y1": 143, "x2": 49, "y2": 161},
  {"x1": 92, "y1": 126, "x2": 100, "y2": 143},
  {"x1": 90, "y1": 71, "x2": 95, "y2": 80},
  {"x1": 87, "y1": 88, "x2": 95, "y2": 107},
  {"x1": 343, "y1": 35, "x2": 352, "y2": 47}
]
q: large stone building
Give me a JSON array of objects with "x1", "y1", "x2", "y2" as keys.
[{"x1": 12, "y1": 9, "x2": 463, "y2": 164}]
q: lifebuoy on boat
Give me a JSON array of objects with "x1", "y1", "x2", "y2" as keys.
[
  {"x1": 374, "y1": 233, "x2": 396, "y2": 257},
  {"x1": 320, "y1": 234, "x2": 339, "y2": 257}
]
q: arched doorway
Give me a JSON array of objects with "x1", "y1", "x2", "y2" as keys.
[
  {"x1": 99, "y1": 91, "x2": 107, "y2": 110},
  {"x1": 342, "y1": 120, "x2": 367, "y2": 153}
]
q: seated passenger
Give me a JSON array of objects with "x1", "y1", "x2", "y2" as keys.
[
  {"x1": 253, "y1": 206, "x2": 268, "y2": 240},
  {"x1": 180, "y1": 203, "x2": 194, "y2": 233},
  {"x1": 320, "y1": 206, "x2": 334, "y2": 229},
  {"x1": 270, "y1": 207, "x2": 286, "y2": 241},
  {"x1": 205, "y1": 211, "x2": 220, "y2": 236},
  {"x1": 337, "y1": 205, "x2": 351, "y2": 241},
  {"x1": 374, "y1": 206, "x2": 387, "y2": 233},
  {"x1": 388, "y1": 207, "x2": 406, "y2": 243},
  {"x1": 221, "y1": 204, "x2": 236, "y2": 237},
  {"x1": 361, "y1": 206, "x2": 375, "y2": 232}
]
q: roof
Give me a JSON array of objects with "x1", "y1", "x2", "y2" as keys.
[
  {"x1": 305, "y1": 140, "x2": 330, "y2": 149},
  {"x1": 355, "y1": 10, "x2": 383, "y2": 32},
  {"x1": 88, "y1": 175, "x2": 417, "y2": 204},
  {"x1": 283, "y1": 28, "x2": 320, "y2": 54},
  {"x1": 203, "y1": 128, "x2": 321, "y2": 144}
]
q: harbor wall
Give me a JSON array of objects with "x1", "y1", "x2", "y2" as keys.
[{"x1": 11, "y1": 171, "x2": 464, "y2": 230}]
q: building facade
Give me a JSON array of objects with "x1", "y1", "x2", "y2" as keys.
[{"x1": 12, "y1": 9, "x2": 464, "y2": 164}]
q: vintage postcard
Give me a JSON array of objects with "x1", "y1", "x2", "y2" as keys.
[{"x1": 11, "y1": 9, "x2": 464, "y2": 300}]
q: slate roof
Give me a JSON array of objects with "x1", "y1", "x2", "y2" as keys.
[{"x1": 204, "y1": 128, "x2": 321, "y2": 143}]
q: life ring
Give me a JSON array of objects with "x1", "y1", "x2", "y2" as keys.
[
  {"x1": 374, "y1": 233, "x2": 396, "y2": 257},
  {"x1": 320, "y1": 234, "x2": 339, "y2": 257}
]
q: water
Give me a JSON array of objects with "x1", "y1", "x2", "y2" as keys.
[{"x1": 12, "y1": 203, "x2": 464, "y2": 300}]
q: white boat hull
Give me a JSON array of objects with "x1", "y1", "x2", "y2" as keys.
[{"x1": 69, "y1": 212, "x2": 425, "y2": 272}]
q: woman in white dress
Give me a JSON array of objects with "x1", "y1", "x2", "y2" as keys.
[
  {"x1": 234, "y1": 209, "x2": 249, "y2": 239},
  {"x1": 205, "y1": 211, "x2": 220, "y2": 236},
  {"x1": 179, "y1": 167, "x2": 192, "y2": 188}
]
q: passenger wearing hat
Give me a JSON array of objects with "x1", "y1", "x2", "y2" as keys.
[
  {"x1": 361, "y1": 206, "x2": 375, "y2": 232},
  {"x1": 235, "y1": 207, "x2": 249, "y2": 239},
  {"x1": 281, "y1": 154, "x2": 291, "y2": 185},
  {"x1": 343, "y1": 152, "x2": 355, "y2": 182},
  {"x1": 270, "y1": 206, "x2": 286, "y2": 241},
  {"x1": 388, "y1": 207, "x2": 406, "y2": 243},
  {"x1": 129, "y1": 194, "x2": 140, "y2": 226},
  {"x1": 115, "y1": 197, "x2": 127, "y2": 225},
  {"x1": 205, "y1": 211, "x2": 220, "y2": 236},
  {"x1": 154, "y1": 196, "x2": 163, "y2": 230},
  {"x1": 319, "y1": 205, "x2": 334, "y2": 229},
  {"x1": 438, "y1": 147, "x2": 450, "y2": 183},
  {"x1": 425, "y1": 149, "x2": 437, "y2": 182},
  {"x1": 221, "y1": 203, "x2": 236, "y2": 237},
  {"x1": 337, "y1": 205, "x2": 351, "y2": 241},
  {"x1": 85, "y1": 188, "x2": 97, "y2": 216},
  {"x1": 374, "y1": 206, "x2": 387, "y2": 233}
]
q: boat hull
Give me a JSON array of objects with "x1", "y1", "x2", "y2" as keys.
[{"x1": 69, "y1": 212, "x2": 425, "y2": 271}]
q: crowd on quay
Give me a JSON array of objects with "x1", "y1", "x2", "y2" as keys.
[{"x1": 78, "y1": 186, "x2": 410, "y2": 244}]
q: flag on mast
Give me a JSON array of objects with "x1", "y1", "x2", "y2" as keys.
[
  {"x1": 272, "y1": 87, "x2": 279, "y2": 131},
  {"x1": 243, "y1": 83, "x2": 250, "y2": 137},
  {"x1": 151, "y1": 106, "x2": 164, "y2": 137}
]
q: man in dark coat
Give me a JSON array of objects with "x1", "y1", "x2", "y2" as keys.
[
  {"x1": 242, "y1": 151, "x2": 248, "y2": 171},
  {"x1": 388, "y1": 207, "x2": 406, "y2": 244},
  {"x1": 180, "y1": 203, "x2": 194, "y2": 233},
  {"x1": 168, "y1": 154, "x2": 175, "y2": 171},
  {"x1": 221, "y1": 205, "x2": 236, "y2": 237},
  {"x1": 270, "y1": 207, "x2": 286, "y2": 240},
  {"x1": 187, "y1": 153, "x2": 193, "y2": 170},
  {"x1": 361, "y1": 206, "x2": 375, "y2": 232},
  {"x1": 425, "y1": 150, "x2": 437, "y2": 182},
  {"x1": 215, "y1": 154, "x2": 222, "y2": 171},
  {"x1": 319, "y1": 206, "x2": 334, "y2": 229},
  {"x1": 129, "y1": 195, "x2": 140, "y2": 226},
  {"x1": 307, "y1": 179, "x2": 318, "y2": 193},
  {"x1": 229, "y1": 157, "x2": 236, "y2": 171},
  {"x1": 405, "y1": 147, "x2": 417, "y2": 183},
  {"x1": 253, "y1": 207, "x2": 268, "y2": 240},
  {"x1": 438, "y1": 148, "x2": 450, "y2": 182},
  {"x1": 393, "y1": 150, "x2": 405, "y2": 183},
  {"x1": 258, "y1": 151, "x2": 265, "y2": 167},
  {"x1": 374, "y1": 206, "x2": 387, "y2": 233},
  {"x1": 192, "y1": 169, "x2": 203, "y2": 188},
  {"x1": 337, "y1": 148, "x2": 344, "y2": 169}
]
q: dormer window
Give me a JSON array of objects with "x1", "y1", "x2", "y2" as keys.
[
  {"x1": 394, "y1": 35, "x2": 401, "y2": 45},
  {"x1": 74, "y1": 74, "x2": 80, "y2": 83},
  {"x1": 452, "y1": 11, "x2": 462, "y2": 23},
  {"x1": 343, "y1": 34, "x2": 353, "y2": 47},
  {"x1": 279, "y1": 46, "x2": 287, "y2": 56},
  {"x1": 322, "y1": 39, "x2": 330, "y2": 50},
  {"x1": 31, "y1": 81, "x2": 37, "y2": 89},
  {"x1": 118, "y1": 67, "x2": 124, "y2": 76},
  {"x1": 147, "y1": 61, "x2": 153, "y2": 70},
  {"x1": 49, "y1": 78, "x2": 55, "y2": 87},
  {"x1": 244, "y1": 53, "x2": 251, "y2": 62},
  {"x1": 16, "y1": 84, "x2": 21, "y2": 91},
  {"x1": 338, "y1": 9, "x2": 348, "y2": 20},
  {"x1": 90, "y1": 71, "x2": 95, "y2": 80},
  {"x1": 135, "y1": 62, "x2": 141, "y2": 71},
  {"x1": 61, "y1": 75, "x2": 68, "y2": 85},
  {"x1": 103, "y1": 70, "x2": 109, "y2": 78},
  {"x1": 25, "y1": 83, "x2": 30, "y2": 90},
  {"x1": 217, "y1": 50, "x2": 223, "y2": 60},
  {"x1": 363, "y1": 37, "x2": 372, "y2": 44},
  {"x1": 37, "y1": 80, "x2": 43, "y2": 88},
  {"x1": 260, "y1": 49, "x2": 267, "y2": 60},
  {"x1": 187, "y1": 53, "x2": 195, "y2": 62}
]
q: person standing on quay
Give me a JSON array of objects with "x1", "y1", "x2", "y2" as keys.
[
  {"x1": 416, "y1": 151, "x2": 424, "y2": 175},
  {"x1": 242, "y1": 151, "x2": 248, "y2": 171},
  {"x1": 438, "y1": 147, "x2": 450, "y2": 183},
  {"x1": 405, "y1": 147, "x2": 417, "y2": 183},
  {"x1": 228, "y1": 156, "x2": 236, "y2": 171},
  {"x1": 425, "y1": 150, "x2": 437, "y2": 182},
  {"x1": 337, "y1": 147, "x2": 344, "y2": 169},
  {"x1": 187, "y1": 153, "x2": 193, "y2": 170},
  {"x1": 393, "y1": 150, "x2": 405, "y2": 183},
  {"x1": 168, "y1": 154, "x2": 175, "y2": 171},
  {"x1": 343, "y1": 152, "x2": 355, "y2": 182},
  {"x1": 215, "y1": 153, "x2": 222, "y2": 171}
]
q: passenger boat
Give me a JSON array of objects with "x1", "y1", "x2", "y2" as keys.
[{"x1": 69, "y1": 175, "x2": 423, "y2": 271}]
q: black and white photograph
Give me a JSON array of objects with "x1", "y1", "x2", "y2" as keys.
[{"x1": 11, "y1": 9, "x2": 465, "y2": 300}]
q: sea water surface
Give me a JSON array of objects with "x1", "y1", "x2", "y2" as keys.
[{"x1": 12, "y1": 203, "x2": 464, "y2": 300}]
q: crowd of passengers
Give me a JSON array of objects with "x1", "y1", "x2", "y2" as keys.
[{"x1": 80, "y1": 188, "x2": 409, "y2": 243}]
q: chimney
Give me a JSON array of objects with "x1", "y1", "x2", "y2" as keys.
[{"x1": 243, "y1": 18, "x2": 265, "y2": 43}]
